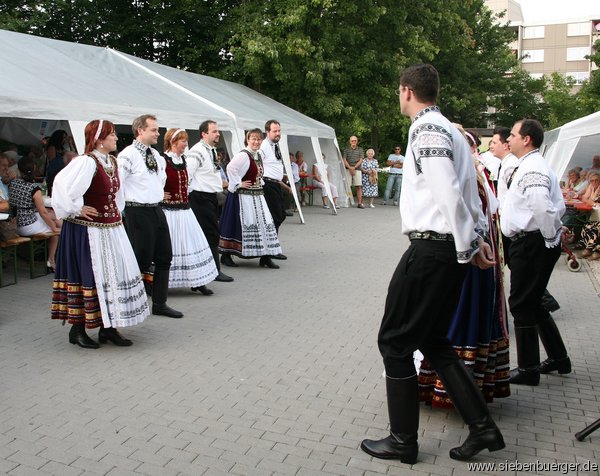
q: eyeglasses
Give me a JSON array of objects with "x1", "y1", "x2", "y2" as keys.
[{"x1": 395, "y1": 87, "x2": 413, "y2": 96}]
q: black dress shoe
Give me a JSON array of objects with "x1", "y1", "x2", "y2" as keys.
[
  {"x1": 539, "y1": 357, "x2": 571, "y2": 374},
  {"x1": 259, "y1": 256, "x2": 280, "y2": 269},
  {"x1": 272, "y1": 253, "x2": 287, "y2": 260},
  {"x1": 509, "y1": 367, "x2": 540, "y2": 386},
  {"x1": 152, "y1": 304, "x2": 184, "y2": 318},
  {"x1": 191, "y1": 285, "x2": 214, "y2": 296},
  {"x1": 69, "y1": 324, "x2": 99, "y2": 349},
  {"x1": 220, "y1": 254, "x2": 239, "y2": 267},
  {"x1": 285, "y1": 210, "x2": 294, "y2": 216},
  {"x1": 214, "y1": 271, "x2": 234, "y2": 282},
  {"x1": 98, "y1": 327, "x2": 133, "y2": 346}
]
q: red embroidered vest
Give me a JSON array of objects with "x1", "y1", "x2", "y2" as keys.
[{"x1": 81, "y1": 154, "x2": 121, "y2": 225}]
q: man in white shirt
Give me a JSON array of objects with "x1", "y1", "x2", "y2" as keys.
[
  {"x1": 187, "y1": 120, "x2": 233, "y2": 282},
  {"x1": 383, "y1": 146, "x2": 404, "y2": 205},
  {"x1": 361, "y1": 64, "x2": 504, "y2": 464},
  {"x1": 502, "y1": 119, "x2": 571, "y2": 386},
  {"x1": 118, "y1": 114, "x2": 183, "y2": 318},
  {"x1": 491, "y1": 126, "x2": 561, "y2": 314},
  {"x1": 259, "y1": 120, "x2": 288, "y2": 260}
]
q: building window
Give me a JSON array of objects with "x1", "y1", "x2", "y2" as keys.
[
  {"x1": 522, "y1": 49, "x2": 544, "y2": 63},
  {"x1": 523, "y1": 26, "x2": 545, "y2": 39},
  {"x1": 567, "y1": 71, "x2": 590, "y2": 84},
  {"x1": 567, "y1": 47, "x2": 589, "y2": 61},
  {"x1": 529, "y1": 73, "x2": 544, "y2": 79},
  {"x1": 568, "y1": 22, "x2": 589, "y2": 36}
]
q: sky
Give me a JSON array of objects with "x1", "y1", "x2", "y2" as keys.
[{"x1": 517, "y1": 0, "x2": 600, "y2": 24}]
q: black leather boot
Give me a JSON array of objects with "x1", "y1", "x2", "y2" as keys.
[
  {"x1": 152, "y1": 269, "x2": 183, "y2": 318},
  {"x1": 436, "y1": 361, "x2": 505, "y2": 461},
  {"x1": 509, "y1": 325, "x2": 540, "y2": 386},
  {"x1": 259, "y1": 256, "x2": 279, "y2": 269},
  {"x1": 220, "y1": 254, "x2": 239, "y2": 267},
  {"x1": 537, "y1": 317, "x2": 571, "y2": 374},
  {"x1": 69, "y1": 323, "x2": 99, "y2": 349},
  {"x1": 98, "y1": 327, "x2": 133, "y2": 346},
  {"x1": 360, "y1": 375, "x2": 419, "y2": 464}
]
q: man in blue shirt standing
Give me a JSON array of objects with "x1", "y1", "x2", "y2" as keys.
[{"x1": 383, "y1": 146, "x2": 404, "y2": 205}]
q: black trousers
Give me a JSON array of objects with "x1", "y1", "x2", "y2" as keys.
[
  {"x1": 124, "y1": 206, "x2": 172, "y2": 273},
  {"x1": 189, "y1": 191, "x2": 219, "y2": 247},
  {"x1": 378, "y1": 240, "x2": 468, "y2": 378},
  {"x1": 189, "y1": 190, "x2": 221, "y2": 269},
  {"x1": 508, "y1": 232, "x2": 561, "y2": 327},
  {"x1": 263, "y1": 180, "x2": 286, "y2": 232}
]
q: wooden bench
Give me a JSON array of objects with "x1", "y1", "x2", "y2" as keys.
[
  {"x1": 0, "y1": 236, "x2": 32, "y2": 287},
  {"x1": 299, "y1": 186, "x2": 317, "y2": 206}
]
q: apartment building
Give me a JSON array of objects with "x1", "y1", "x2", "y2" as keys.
[{"x1": 486, "y1": 0, "x2": 600, "y2": 85}]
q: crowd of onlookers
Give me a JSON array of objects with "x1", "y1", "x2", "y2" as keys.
[{"x1": 560, "y1": 155, "x2": 600, "y2": 260}]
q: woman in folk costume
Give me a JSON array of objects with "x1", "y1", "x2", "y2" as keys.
[
  {"x1": 218, "y1": 128, "x2": 282, "y2": 269},
  {"x1": 418, "y1": 127, "x2": 510, "y2": 407},
  {"x1": 161, "y1": 128, "x2": 217, "y2": 295},
  {"x1": 51, "y1": 120, "x2": 149, "y2": 348}
]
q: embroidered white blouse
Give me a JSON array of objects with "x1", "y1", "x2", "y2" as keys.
[
  {"x1": 117, "y1": 141, "x2": 166, "y2": 204},
  {"x1": 186, "y1": 140, "x2": 223, "y2": 194},
  {"x1": 260, "y1": 139, "x2": 285, "y2": 181},
  {"x1": 499, "y1": 149, "x2": 565, "y2": 248},
  {"x1": 400, "y1": 106, "x2": 485, "y2": 263},
  {"x1": 52, "y1": 151, "x2": 124, "y2": 219}
]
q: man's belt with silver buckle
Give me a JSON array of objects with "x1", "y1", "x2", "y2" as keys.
[
  {"x1": 509, "y1": 230, "x2": 540, "y2": 242},
  {"x1": 125, "y1": 201, "x2": 159, "y2": 207},
  {"x1": 408, "y1": 231, "x2": 454, "y2": 242},
  {"x1": 263, "y1": 177, "x2": 280, "y2": 183}
]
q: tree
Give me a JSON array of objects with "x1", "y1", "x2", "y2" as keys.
[
  {"x1": 543, "y1": 72, "x2": 579, "y2": 129},
  {"x1": 577, "y1": 39, "x2": 600, "y2": 116},
  {"x1": 490, "y1": 66, "x2": 547, "y2": 127}
]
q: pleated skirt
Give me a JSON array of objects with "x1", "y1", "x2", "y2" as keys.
[
  {"x1": 51, "y1": 221, "x2": 150, "y2": 329},
  {"x1": 163, "y1": 208, "x2": 218, "y2": 288},
  {"x1": 219, "y1": 192, "x2": 282, "y2": 257}
]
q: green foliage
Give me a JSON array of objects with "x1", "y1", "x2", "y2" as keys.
[
  {"x1": 543, "y1": 72, "x2": 579, "y2": 129},
  {"x1": 577, "y1": 39, "x2": 600, "y2": 116},
  {"x1": 2, "y1": 0, "x2": 574, "y2": 148}
]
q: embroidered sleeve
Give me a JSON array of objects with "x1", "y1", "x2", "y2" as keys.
[
  {"x1": 519, "y1": 171, "x2": 561, "y2": 247},
  {"x1": 418, "y1": 125, "x2": 480, "y2": 263}
]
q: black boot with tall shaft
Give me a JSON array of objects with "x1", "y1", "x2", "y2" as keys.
[
  {"x1": 360, "y1": 375, "x2": 419, "y2": 464},
  {"x1": 436, "y1": 361, "x2": 505, "y2": 461},
  {"x1": 537, "y1": 317, "x2": 571, "y2": 374},
  {"x1": 151, "y1": 269, "x2": 183, "y2": 318}
]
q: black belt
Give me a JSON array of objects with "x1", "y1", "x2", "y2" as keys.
[
  {"x1": 125, "y1": 201, "x2": 159, "y2": 207},
  {"x1": 263, "y1": 177, "x2": 281, "y2": 183},
  {"x1": 408, "y1": 231, "x2": 454, "y2": 242},
  {"x1": 509, "y1": 230, "x2": 540, "y2": 242}
]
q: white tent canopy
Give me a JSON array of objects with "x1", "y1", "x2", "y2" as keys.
[
  {"x1": 0, "y1": 28, "x2": 344, "y2": 216},
  {"x1": 542, "y1": 111, "x2": 600, "y2": 179}
]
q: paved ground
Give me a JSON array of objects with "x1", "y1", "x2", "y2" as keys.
[{"x1": 0, "y1": 204, "x2": 599, "y2": 475}]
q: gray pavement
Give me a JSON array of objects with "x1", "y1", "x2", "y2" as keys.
[{"x1": 0, "y1": 204, "x2": 599, "y2": 475}]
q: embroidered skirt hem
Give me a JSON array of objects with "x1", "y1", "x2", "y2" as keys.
[
  {"x1": 51, "y1": 221, "x2": 150, "y2": 328},
  {"x1": 219, "y1": 192, "x2": 282, "y2": 257},
  {"x1": 164, "y1": 208, "x2": 218, "y2": 288}
]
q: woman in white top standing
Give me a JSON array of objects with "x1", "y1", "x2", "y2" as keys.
[
  {"x1": 218, "y1": 128, "x2": 282, "y2": 269},
  {"x1": 161, "y1": 128, "x2": 218, "y2": 295},
  {"x1": 51, "y1": 120, "x2": 149, "y2": 349}
]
